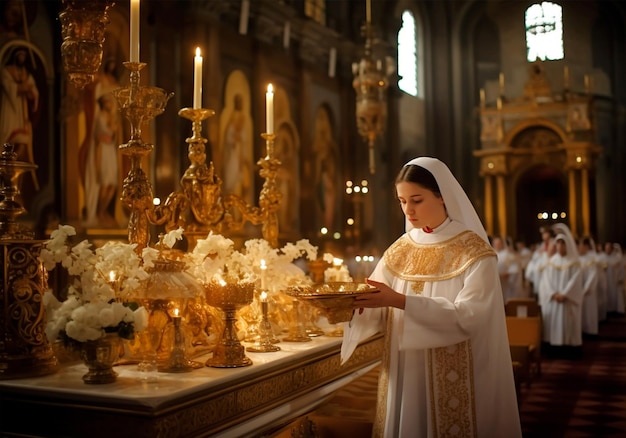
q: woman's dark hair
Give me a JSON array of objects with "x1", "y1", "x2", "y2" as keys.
[{"x1": 395, "y1": 165, "x2": 441, "y2": 197}]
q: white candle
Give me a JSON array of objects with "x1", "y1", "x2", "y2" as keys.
[
  {"x1": 193, "y1": 47, "x2": 203, "y2": 109},
  {"x1": 130, "y1": 0, "x2": 140, "y2": 62},
  {"x1": 266, "y1": 84, "x2": 274, "y2": 134},
  {"x1": 239, "y1": 0, "x2": 250, "y2": 35}
]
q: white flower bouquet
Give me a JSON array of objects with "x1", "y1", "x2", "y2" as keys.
[{"x1": 40, "y1": 225, "x2": 150, "y2": 348}]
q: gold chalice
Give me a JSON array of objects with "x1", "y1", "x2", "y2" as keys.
[{"x1": 205, "y1": 280, "x2": 255, "y2": 367}]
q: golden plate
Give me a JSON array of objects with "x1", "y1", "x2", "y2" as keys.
[{"x1": 286, "y1": 282, "x2": 379, "y2": 324}]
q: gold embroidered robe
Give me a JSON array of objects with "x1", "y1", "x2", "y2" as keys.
[{"x1": 341, "y1": 220, "x2": 521, "y2": 438}]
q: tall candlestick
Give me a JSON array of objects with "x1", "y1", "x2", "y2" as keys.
[
  {"x1": 260, "y1": 291, "x2": 268, "y2": 317},
  {"x1": 193, "y1": 47, "x2": 203, "y2": 109},
  {"x1": 130, "y1": 0, "x2": 140, "y2": 62},
  {"x1": 266, "y1": 84, "x2": 274, "y2": 134}
]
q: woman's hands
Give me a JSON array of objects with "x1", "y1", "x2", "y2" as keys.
[{"x1": 353, "y1": 278, "x2": 406, "y2": 312}]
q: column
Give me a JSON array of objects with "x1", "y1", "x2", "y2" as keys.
[
  {"x1": 581, "y1": 168, "x2": 590, "y2": 237},
  {"x1": 497, "y1": 175, "x2": 507, "y2": 238},
  {"x1": 484, "y1": 175, "x2": 494, "y2": 237},
  {"x1": 568, "y1": 169, "x2": 577, "y2": 237}
]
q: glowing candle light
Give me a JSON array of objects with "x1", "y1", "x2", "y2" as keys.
[
  {"x1": 109, "y1": 271, "x2": 116, "y2": 282},
  {"x1": 130, "y1": 0, "x2": 140, "y2": 62},
  {"x1": 266, "y1": 84, "x2": 274, "y2": 134},
  {"x1": 193, "y1": 47, "x2": 203, "y2": 109}
]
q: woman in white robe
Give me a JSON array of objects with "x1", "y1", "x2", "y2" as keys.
[
  {"x1": 538, "y1": 230, "x2": 584, "y2": 348},
  {"x1": 578, "y1": 237, "x2": 599, "y2": 335},
  {"x1": 341, "y1": 157, "x2": 521, "y2": 438}
]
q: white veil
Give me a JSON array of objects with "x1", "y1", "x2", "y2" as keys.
[
  {"x1": 552, "y1": 222, "x2": 579, "y2": 259},
  {"x1": 403, "y1": 157, "x2": 489, "y2": 243}
]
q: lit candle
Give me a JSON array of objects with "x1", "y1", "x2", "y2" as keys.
[
  {"x1": 130, "y1": 0, "x2": 140, "y2": 62},
  {"x1": 266, "y1": 84, "x2": 274, "y2": 134},
  {"x1": 109, "y1": 271, "x2": 116, "y2": 283},
  {"x1": 193, "y1": 47, "x2": 203, "y2": 109}
]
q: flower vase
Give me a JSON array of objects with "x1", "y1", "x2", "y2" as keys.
[{"x1": 80, "y1": 333, "x2": 123, "y2": 384}]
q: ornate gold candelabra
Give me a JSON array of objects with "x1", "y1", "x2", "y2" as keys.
[
  {"x1": 114, "y1": 64, "x2": 282, "y2": 251},
  {"x1": 177, "y1": 110, "x2": 283, "y2": 249},
  {"x1": 113, "y1": 62, "x2": 175, "y2": 249},
  {"x1": 59, "y1": 0, "x2": 115, "y2": 89},
  {"x1": 0, "y1": 143, "x2": 58, "y2": 379}
]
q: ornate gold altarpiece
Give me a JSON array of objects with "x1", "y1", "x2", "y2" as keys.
[
  {"x1": 0, "y1": 334, "x2": 382, "y2": 438},
  {"x1": 474, "y1": 61, "x2": 602, "y2": 239}
]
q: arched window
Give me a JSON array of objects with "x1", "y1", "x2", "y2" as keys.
[
  {"x1": 525, "y1": 2, "x2": 564, "y2": 62},
  {"x1": 398, "y1": 10, "x2": 418, "y2": 96}
]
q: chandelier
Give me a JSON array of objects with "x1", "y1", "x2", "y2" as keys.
[
  {"x1": 352, "y1": 0, "x2": 394, "y2": 174},
  {"x1": 59, "y1": 0, "x2": 115, "y2": 89}
]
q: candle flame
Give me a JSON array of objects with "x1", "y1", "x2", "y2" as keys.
[
  {"x1": 267, "y1": 83, "x2": 273, "y2": 94},
  {"x1": 332, "y1": 257, "x2": 343, "y2": 267},
  {"x1": 195, "y1": 47, "x2": 201, "y2": 57},
  {"x1": 173, "y1": 307, "x2": 180, "y2": 317},
  {"x1": 260, "y1": 259, "x2": 267, "y2": 270},
  {"x1": 260, "y1": 291, "x2": 268, "y2": 301},
  {"x1": 109, "y1": 271, "x2": 116, "y2": 282},
  {"x1": 218, "y1": 278, "x2": 227, "y2": 287}
]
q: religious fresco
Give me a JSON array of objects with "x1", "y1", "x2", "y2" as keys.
[
  {"x1": 312, "y1": 105, "x2": 339, "y2": 233},
  {"x1": 70, "y1": 6, "x2": 130, "y2": 230},
  {"x1": 219, "y1": 70, "x2": 255, "y2": 207},
  {"x1": 273, "y1": 85, "x2": 300, "y2": 236}
]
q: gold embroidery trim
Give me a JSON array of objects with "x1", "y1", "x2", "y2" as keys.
[
  {"x1": 372, "y1": 308, "x2": 393, "y2": 438},
  {"x1": 411, "y1": 280, "x2": 425, "y2": 294},
  {"x1": 384, "y1": 231, "x2": 495, "y2": 282},
  {"x1": 427, "y1": 340, "x2": 477, "y2": 438}
]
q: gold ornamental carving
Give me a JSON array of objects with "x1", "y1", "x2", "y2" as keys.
[
  {"x1": 149, "y1": 335, "x2": 383, "y2": 437},
  {"x1": 114, "y1": 63, "x2": 282, "y2": 250},
  {"x1": 0, "y1": 144, "x2": 58, "y2": 379}
]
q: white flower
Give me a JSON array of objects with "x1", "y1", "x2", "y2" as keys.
[
  {"x1": 163, "y1": 227, "x2": 184, "y2": 248},
  {"x1": 40, "y1": 224, "x2": 149, "y2": 346}
]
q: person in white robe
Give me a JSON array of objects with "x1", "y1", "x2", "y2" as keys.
[
  {"x1": 525, "y1": 226, "x2": 555, "y2": 298},
  {"x1": 605, "y1": 243, "x2": 625, "y2": 314},
  {"x1": 595, "y1": 242, "x2": 609, "y2": 321},
  {"x1": 492, "y1": 236, "x2": 524, "y2": 302},
  {"x1": 537, "y1": 228, "x2": 584, "y2": 352},
  {"x1": 341, "y1": 157, "x2": 521, "y2": 438},
  {"x1": 578, "y1": 237, "x2": 599, "y2": 336}
]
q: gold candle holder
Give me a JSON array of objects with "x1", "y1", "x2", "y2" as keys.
[
  {"x1": 159, "y1": 314, "x2": 203, "y2": 373},
  {"x1": 282, "y1": 298, "x2": 312, "y2": 343},
  {"x1": 205, "y1": 281, "x2": 254, "y2": 367},
  {"x1": 113, "y1": 61, "x2": 173, "y2": 249},
  {"x1": 247, "y1": 292, "x2": 280, "y2": 353}
]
